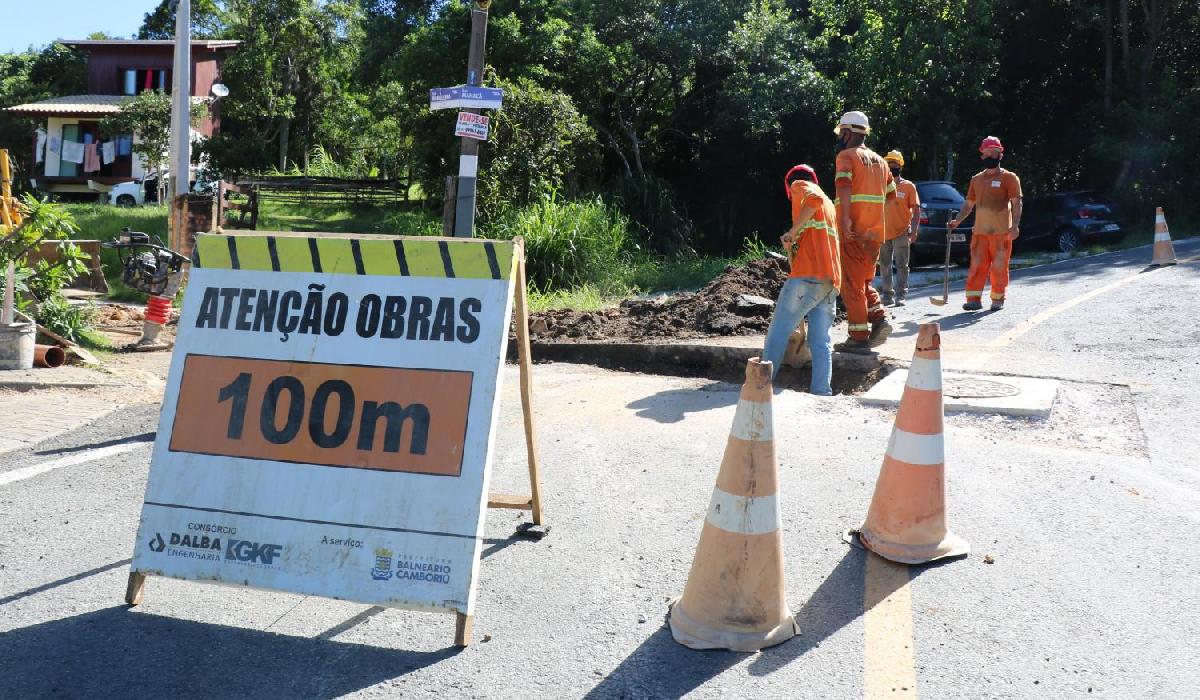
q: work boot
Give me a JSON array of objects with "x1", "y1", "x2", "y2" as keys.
[
  {"x1": 963, "y1": 300, "x2": 983, "y2": 311},
  {"x1": 835, "y1": 338, "x2": 874, "y2": 355},
  {"x1": 880, "y1": 292, "x2": 895, "y2": 306},
  {"x1": 990, "y1": 299, "x2": 1005, "y2": 311},
  {"x1": 893, "y1": 296, "x2": 906, "y2": 307},
  {"x1": 868, "y1": 319, "x2": 893, "y2": 347}
]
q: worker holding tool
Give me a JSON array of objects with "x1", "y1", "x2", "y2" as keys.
[
  {"x1": 762, "y1": 164, "x2": 841, "y2": 395},
  {"x1": 879, "y1": 150, "x2": 922, "y2": 306},
  {"x1": 832, "y1": 111, "x2": 895, "y2": 354},
  {"x1": 948, "y1": 136, "x2": 1023, "y2": 311}
]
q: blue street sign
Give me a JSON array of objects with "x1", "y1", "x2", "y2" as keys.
[{"x1": 429, "y1": 85, "x2": 504, "y2": 111}]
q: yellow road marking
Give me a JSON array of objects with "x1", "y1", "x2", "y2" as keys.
[{"x1": 864, "y1": 554, "x2": 918, "y2": 699}]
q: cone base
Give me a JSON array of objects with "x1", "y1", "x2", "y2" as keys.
[
  {"x1": 857, "y1": 528, "x2": 970, "y2": 565},
  {"x1": 668, "y1": 598, "x2": 797, "y2": 652}
]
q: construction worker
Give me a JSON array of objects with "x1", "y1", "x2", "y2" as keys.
[
  {"x1": 948, "y1": 136, "x2": 1023, "y2": 311},
  {"x1": 762, "y1": 164, "x2": 841, "y2": 395},
  {"x1": 878, "y1": 151, "x2": 921, "y2": 306},
  {"x1": 832, "y1": 111, "x2": 895, "y2": 354}
]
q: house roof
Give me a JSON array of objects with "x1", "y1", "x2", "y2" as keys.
[
  {"x1": 3, "y1": 95, "x2": 127, "y2": 116},
  {"x1": 59, "y1": 39, "x2": 241, "y2": 50}
]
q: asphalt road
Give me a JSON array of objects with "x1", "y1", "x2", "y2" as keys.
[{"x1": 1, "y1": 238, "x2": 1197, "y2": 699}]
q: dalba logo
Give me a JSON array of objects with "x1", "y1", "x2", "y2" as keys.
[{"x1": 149, "y1": 533, "x2": 166, "y2": 552}]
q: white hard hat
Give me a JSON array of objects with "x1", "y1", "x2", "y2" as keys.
[{"x1": 834, "y1": 110, "x2": 871, "y2": 135}]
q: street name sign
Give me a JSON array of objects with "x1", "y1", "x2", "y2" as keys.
[
  {"x1": 127, "y1": 231, "x2": 541, "y2": 645},
  {"x1": 430, "y1": 85, "x2": 504, "y2": 111}
]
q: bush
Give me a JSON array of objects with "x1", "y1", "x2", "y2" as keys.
[
  {"x1": 35, "y1": 296, "x2": 97, "y2": 343},
  {"x1": 609, "y1": 174, "x2": 695, "y2": 255},
  {"x1": 488, "y1": 194, "x2": 631, "y2": 291}
]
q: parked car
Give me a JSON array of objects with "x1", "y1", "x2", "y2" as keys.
[
  {"x1": 109, "y1": 181, "x2": 144, "y2": 207},
  {"x1": 911, "y1": 180, "x2": 974, "y2": 265},
  {"x1": 1017, "y1": 191, "x2": 1122, "y2": 253}
]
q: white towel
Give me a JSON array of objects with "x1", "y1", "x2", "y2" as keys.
[
  {"x1": 61, "y1": 140, "x2": 85, "y2": 164},
  {"x1": 35, "y1": 130, "x2": 47, "y2": 164},
  {"x1": 101, "y1": 141, "x2": 116, "y2": 164}
]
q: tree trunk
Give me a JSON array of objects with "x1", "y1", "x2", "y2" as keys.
[
  {"x1": 945, "y1": 143, "x2": 955, "y2": 183},
  {"x1": 278, "y1": 118, "x2": 290, "y2": 171},
  {"x1": 1104, "y1": 0, "x2": 1114, "y2": 113},
  {"x1": 1119, "y1": 0, "x2": 1130, "y2": 80}
]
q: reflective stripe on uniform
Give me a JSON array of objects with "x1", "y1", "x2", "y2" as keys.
[
  {"x1": 965, "y1": 290, "x2": 983, "y2": 299},
  {"x1": 848, "y1": 323, "x2": 870, "y2": 331},
  {"x1": 801, "y1": 220, "x2": 839, "y2": 239},
  {"x1": 836, "y1": 171, "x2": 853, "y2": 179},
  {"x1": 990, "y1": 292, "x2": 1005, "y2": 300},
  {"x1": 850, "y1": 194, "x2": 885, "y2": 203}
]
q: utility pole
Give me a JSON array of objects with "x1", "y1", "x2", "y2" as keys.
[
  {"x1": 452, "y1": 1, "x2": 490, "y2": 238},
  {"x1": 170, "y1": 0, "x2": 192, "y2": 252}
]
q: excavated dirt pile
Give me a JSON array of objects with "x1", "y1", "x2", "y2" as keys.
[{"x1": 529, "y1": 256, "x2": 792, "y2": 342}]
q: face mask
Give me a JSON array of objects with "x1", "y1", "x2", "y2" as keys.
[
  {"x1": 982, "y1": 156, "x2": 1001, "y2": 169},
  {"x1": 889, "y1": 168, "x2": 901, "y2": 179}
]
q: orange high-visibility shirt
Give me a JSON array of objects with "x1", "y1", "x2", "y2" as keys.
[
  {"x1": 966, "y1": 168, "x2": 1022, "y2": 235},
  {"x1": 835, "y1": 146, "x2": 896, "y2": 242},
  {"x1": 885, "y1": 179, "x2": 921, "y2": 240},
  {"x1": 788, "y1": 180, "x2": 842, "y2": 290}
]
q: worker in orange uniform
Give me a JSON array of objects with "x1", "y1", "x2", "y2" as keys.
[
  {"x1": 832, "y1": 111, "x2": 895, "y2": 354},
  {"x1": 762, "y1": 164, "x2": 841, "y2": 395},
  {"x1": 948, "y1": 136, "x2": 1023, "y2": 311},
  {"x1": 878, "y1": 150, "x2": 922, "y2": 306}
]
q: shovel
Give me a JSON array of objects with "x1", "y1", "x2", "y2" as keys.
[{"x1": 930, "y1": 209, "x2": 959, "y2": 307}]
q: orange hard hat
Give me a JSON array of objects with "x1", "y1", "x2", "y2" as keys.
[
  {"x1": 784, "y1": 164, "x2": 819, "y2": 199},
  {"x1": 979, "y1": 136, "x2": 1004, "y2": 153}
]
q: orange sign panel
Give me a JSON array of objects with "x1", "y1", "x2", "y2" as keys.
[{"x1": 170, "y1": 354, "x2": 472, "y2": 476}]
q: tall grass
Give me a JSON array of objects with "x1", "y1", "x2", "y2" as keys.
[{"x1": 488, "y1": 194, "x2": 632, "y2": 291}]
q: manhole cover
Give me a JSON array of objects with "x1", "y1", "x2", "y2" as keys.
[{"x1": 943, "y1": 377, "x2": 1021, "y2": 399}]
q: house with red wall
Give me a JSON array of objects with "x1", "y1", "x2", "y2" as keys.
[{"x1": 4, "y1": 39, "x2": 239, "y2": 202}]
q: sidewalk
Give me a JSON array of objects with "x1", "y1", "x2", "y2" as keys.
[{"x1": 0, "y1": 388, "x2": 127, "y2": 455}]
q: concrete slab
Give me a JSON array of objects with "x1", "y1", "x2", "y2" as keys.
[{"x1": 859, "y1": 369, "x2": 1059, "y2": 417}]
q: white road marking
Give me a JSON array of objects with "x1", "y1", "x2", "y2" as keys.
[{"x1": 0, "y1": 441, "x2": 148, "y2": 487}]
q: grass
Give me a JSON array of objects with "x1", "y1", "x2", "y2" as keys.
[{"x1": 257, "y1": 200, "x2": 440, "y2": 235}]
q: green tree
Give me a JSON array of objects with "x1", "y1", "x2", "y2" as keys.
[
  {"x1": 0, "y1": 44, "x2": 86, "y2": 188},
  {"x1": 98, "y1": 91, "x2": 207, "y2": 202},
  {"x1": 137, "y1": 0, "x2": 230, "y2": 40}
]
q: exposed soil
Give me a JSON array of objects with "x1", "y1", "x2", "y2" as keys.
[
  {"x1": 528, "y1": 256, "x2": 793, "y2": 342},
  {"x1": 92, "y1": 303, "x2": 179, "y2": 349}
]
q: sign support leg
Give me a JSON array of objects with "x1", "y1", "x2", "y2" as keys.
[
  {"x1": 125, "y1": 571, "x2": 146, "y2": 606},
  {"x1": 455, "y1": 612, "x2": 474, "y2": 647},
  {"x1": 512, "y1": 243, "x2": 544, "y2": 525}
]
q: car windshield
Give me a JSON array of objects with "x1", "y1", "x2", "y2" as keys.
[{"x1": 917, "y1": 183, "x2": 963, "y2": 203}]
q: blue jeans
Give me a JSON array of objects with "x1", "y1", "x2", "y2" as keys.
[{"x1": 762, "y1": 277, "x2": 837, "y2": 395}]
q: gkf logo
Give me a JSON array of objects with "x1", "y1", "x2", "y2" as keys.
[{"x1": 226, "y1": 539, "x2": 283, "y2": 566}]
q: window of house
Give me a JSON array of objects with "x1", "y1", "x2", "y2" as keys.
[{"x1": 122, "y1": 69, "x2": 171, "y2": 96}]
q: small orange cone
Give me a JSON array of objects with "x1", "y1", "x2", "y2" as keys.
[
  {"x1": 855, "y1": 323, "x2": 969, "y2": 564},
  {"x1": 668, "y1": 358, "x2": 798, "y2": 651},
  {"x1": 1150, "y1": 207, "x2": 1177, "y2": 267}
]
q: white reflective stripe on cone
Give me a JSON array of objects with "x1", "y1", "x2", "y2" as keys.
[
  {"x1": 705, "y1": 487, "x2": 781, "y2": 535},
  {"x1": 1156, "y1": 215, "x2": 1166, "y2": 224},
  {"x1": 730, "y1": 399, "x2": 773, "y2": 442},
  {"x1": 886, "y1": 428, "x2": 944, "y2": 466},
  {"x1": 1155, "y1": 232, "x2": 1171, "y2": 242},
  {"x1": 905, "y1": 357, "x2": 942, "y2": 391}
]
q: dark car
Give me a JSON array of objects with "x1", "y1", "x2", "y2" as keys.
[
  {"x1": 1017, "y1": 191, "x2": 1122, "y2": 253},
  {"x1": 912, "y1": 181, "x2": 974, "y2": 264}
]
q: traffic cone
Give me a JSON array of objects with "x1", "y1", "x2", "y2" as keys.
[
  {"x1": 1150, "y1": 207, "x2": 1177, "y2": 267},
  {"x1": 668, "y1": 358, "x2": 798, "y2": 652},
  {"x1": 855, "y1": 323, "x2": 969, "y2": 564}
]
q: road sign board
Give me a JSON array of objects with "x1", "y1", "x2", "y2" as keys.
[
  {"x1": 430, "y1": 85, "x2": 504, "y2": 111},
  {"x1": 130, "y1": 232, "x2": 517, "y2": 618},
  {"x1": 454, "y1": 112, "x2": 490, "y2": 141}
]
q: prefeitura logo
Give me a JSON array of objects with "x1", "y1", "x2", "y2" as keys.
[{"x1": 371, "y1": 548, "x2": 394, "y2": 580}]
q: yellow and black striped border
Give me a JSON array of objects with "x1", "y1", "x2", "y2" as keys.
[{"x1": 193, "y1": 233, "x2": 514, "y2": 280}]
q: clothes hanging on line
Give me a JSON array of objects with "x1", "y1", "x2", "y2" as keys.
[
  {"x1": 101, "y1": 141, "x2": 116, "y2": 165},
  {"x1": 116, "y1": 135, "x2": 132, "y2": 156},
  {"x1": 35, "y1": 130, "x2": 47, "y2": 164},
  {"x1": 83, "y1": 143, "x2": 101, "y2": 172},
  {"x1": 61, "y1": 140, "x2": 85, "y2": 164},
  {"x1": 48, "y1": 135, "x2": 61, "y2": 155}
]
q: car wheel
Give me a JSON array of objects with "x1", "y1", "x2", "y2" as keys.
[
  {"x1": 115, "y1": 194, "x2": 137, "y2": 207},
  {"x1": 1056, "y1": 227, "x2": 1080, "y2": 253}
]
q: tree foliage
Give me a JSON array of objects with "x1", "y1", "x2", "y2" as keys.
[{"x1": 99, "y1": 91, "x2": 207, "y2": 201}]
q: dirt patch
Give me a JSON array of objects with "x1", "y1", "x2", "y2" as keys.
[
  {"x1": 529, "y1": 257, "x2": 792, "y2": 342},
  {"x1": 91, "y1": 303, "x2": 179, "y2": 349}
]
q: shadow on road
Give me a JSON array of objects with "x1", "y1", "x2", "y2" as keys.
[
  {"x1": 584, "y1": 624, "x2": 743, "y2": 698},
  {"x1": 0, "y1": 558, "x2": 132, "y2": 607},
  {"x1": 0, "y1": 606, "x2": 459, "y2": 698},
  {"x1": 626, "y1": 382, "x2": 737, "y2": 424},
  {"x1": 33, "y1": 432, "x2": 156, "y2": 456}
]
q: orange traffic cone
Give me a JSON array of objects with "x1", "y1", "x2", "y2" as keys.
[
  {"x1": 855, "y1": 323, "x2": 969, "y2": 564},
  {"x1": 1150, "y1": 207, "x2": 1177, "y2": 267},
  {"x1": 668, "y1": 358, "x2": 798, "y2": 651}
]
